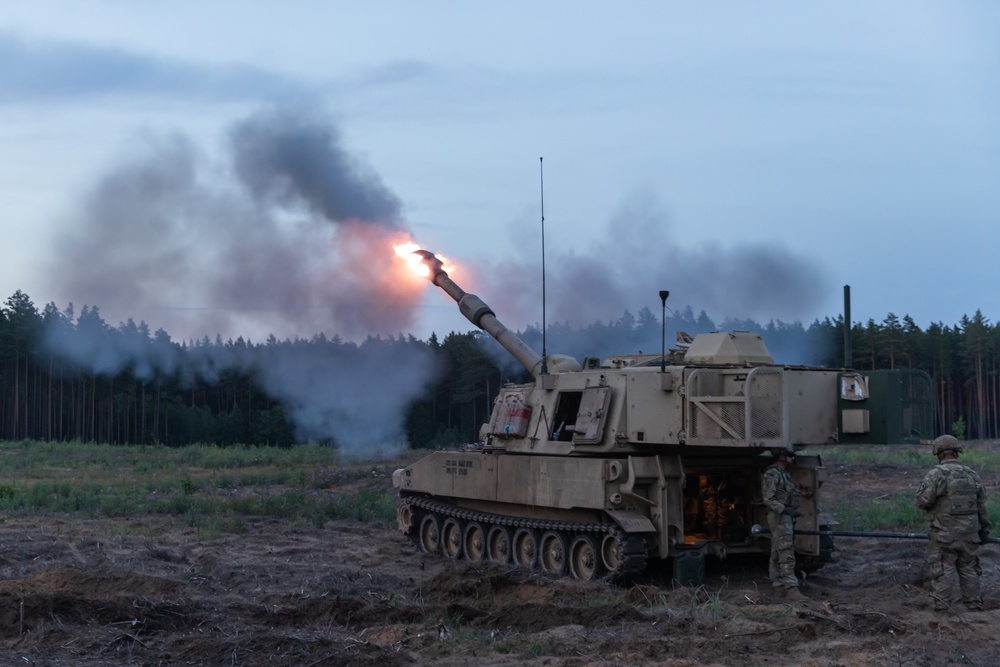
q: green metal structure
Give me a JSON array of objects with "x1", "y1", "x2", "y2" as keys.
[{"x1": 837, "y1": 369, "x2": 934, "y2": 445}]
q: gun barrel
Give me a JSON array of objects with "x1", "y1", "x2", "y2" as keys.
[{"x1": 414, "y1": 250, "x2": 545, "y2": 377}]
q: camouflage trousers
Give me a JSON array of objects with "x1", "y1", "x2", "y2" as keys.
[
  {"x1": 928, "y1": 533, "x2": 982, "y2": 608},
  {"x1": 703, "y1": 496, "x2": 725, "y2": 537},
  {"x1": 767, "y1": 512, "x2": 798, "y2": 589}
]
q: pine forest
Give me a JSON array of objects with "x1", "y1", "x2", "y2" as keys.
[{"x1": 1, "y1": 289, "x2": 996, "y2": 449}]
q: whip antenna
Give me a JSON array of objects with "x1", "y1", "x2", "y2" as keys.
[
  {"x1": 540, "y1": 157, "x2": 548, "y2": 375},
  {"x1": 659, "y1": 290, "x2": 670, "y2": 373}
]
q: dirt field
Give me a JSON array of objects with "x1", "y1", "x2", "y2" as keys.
[{"x1": 1, "y1": 454, "x2": 998, "y2": 666}]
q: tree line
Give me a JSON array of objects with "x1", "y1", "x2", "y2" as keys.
[{"x1": 1, "y1": 290, "x2": 996, "y2": 447}]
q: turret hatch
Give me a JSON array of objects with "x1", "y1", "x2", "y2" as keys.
[{"x1": 573, "y1": 386, "x2": 612, "y2": 444}]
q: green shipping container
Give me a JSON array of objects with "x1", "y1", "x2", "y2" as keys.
[{"x1": 837, "y1": 369, "x2": 934, "y2": 445}]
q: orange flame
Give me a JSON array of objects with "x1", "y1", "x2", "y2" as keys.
[
  {"x1": 393, "y1": 241, "x2": 430, "y2": 277},
  {"x1": 393, "y1": 241, "x2": 455, "y2": 278}
]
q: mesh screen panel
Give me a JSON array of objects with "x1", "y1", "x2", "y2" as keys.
[
  {"x1": 688, "y1": 368, "x2": 785, "y2": 443},
  {"x1": 747, "y1": 369, "x2": 783, "y2": 440}
]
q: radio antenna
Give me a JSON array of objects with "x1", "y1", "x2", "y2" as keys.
[
  {"x1": 540, "y1": 157, "x2": 548, "y2": 375},
  {"x1": 659, "y1": 290, "x2": 670, "y2": 372}
]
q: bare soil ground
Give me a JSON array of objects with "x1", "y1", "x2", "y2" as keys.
[{"x1": 1, "y1": 455, "x2": 999, "y2": 666}]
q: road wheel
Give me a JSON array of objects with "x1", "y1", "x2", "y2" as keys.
[
  {"x1": 601, "y1": 533, "x2": 622, "y2": 573},
  {"x1": 487, "y1": 526, "x2": 512, "y2": 564},
  {"x1": 513, "y1": 528, "x2": 539, "y2": 568},
  {"x1": 539, "y1": 531, "x2": 568, "y2": 575},
  {"x1": 418, "y1": 514, "x2": 441, "y2": 555},
  {"x1": 463, "y1": 522, "x2": 486, "y2": 563},
  {"x1": 569, "y1": 535, "x2": 604, "y2": 581},
  {"x1": 441, "y1": 517, "x2": 465, "y2": 560}
]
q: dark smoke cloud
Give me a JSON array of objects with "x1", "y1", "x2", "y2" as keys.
[
  {"x1": 484, "y1": 190, "x2": 829, "y2": 362},
  {"x1": 46, "y1": 107, "x2": 420, "y2": 342},
  {"x1": 231, "y1": 108, "x2": 402, "y2": 226},
  {"x1": 41, "y1": 106, "x2": 434, "y2": 450}
]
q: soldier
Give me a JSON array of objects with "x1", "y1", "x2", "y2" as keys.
[
  {"x1": 915, "y1": 434, "x2": 991, "y2": 612},
  {"x1": 762, "y1": 449, "x2": 806, "y2": 601},
  {"x1": 698, "y1": 474, "x2": 727, "y2": 538}
]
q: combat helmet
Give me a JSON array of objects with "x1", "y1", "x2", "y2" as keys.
[{"x1": 932, "y1": 434, "x2": 963, "y2": 456}]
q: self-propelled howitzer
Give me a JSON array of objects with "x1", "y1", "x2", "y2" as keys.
[{"x1": 393, "y1": 251, "x2": 933, "y2": 579}]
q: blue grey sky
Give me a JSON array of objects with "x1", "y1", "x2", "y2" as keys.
[{"x1": 2, "y1": 2, "x2": 999, "y2": 345}]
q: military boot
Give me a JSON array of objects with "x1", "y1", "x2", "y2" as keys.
[{"x1": 784, "y1": 587, "x2": 807, "y2": 602}]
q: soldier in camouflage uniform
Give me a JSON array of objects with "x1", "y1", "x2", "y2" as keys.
[
  {"x1": 914, "y1": 435, "x2": 991, "y2": 612},
  {"x1": 698, "y1": 474, "x2": 728, "y2": 538},
  {"x1": 762, "y1": 449, "x2": 806, "y2": 601}
]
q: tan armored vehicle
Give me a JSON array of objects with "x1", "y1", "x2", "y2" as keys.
[{"x1": 393, "y1": 250, "x2": 933, "y2": 579}]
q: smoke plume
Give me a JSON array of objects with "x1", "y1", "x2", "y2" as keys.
[
  {"x1": 484, "y1": 190, "x2": 830, "y2": 364},
  {"x1": 231, "y1": 109, "x2": 402, "y2": 226},
  {"x1": 41, "y1": 106, "x2": 436, "y2": 451},
  {"x1": 46, "y1": 106, "x2": 421, "y2": 342}
]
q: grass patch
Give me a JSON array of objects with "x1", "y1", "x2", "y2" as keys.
[
  {"x1": 0, "y1": 439, "x2": 400, "y2": 531},
  {"x1": 821, "y1": 441, "x2": 1000, "y2": 473},
  {"x1": 824, "y1": 491, "x2": 926, "y2": 532},
  {"x1": 628, "y1": 583, "x2": 735, "y2": 623},
  {"x1": 820, "y1": 441, "x2": 1000, "y2": 532}
]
